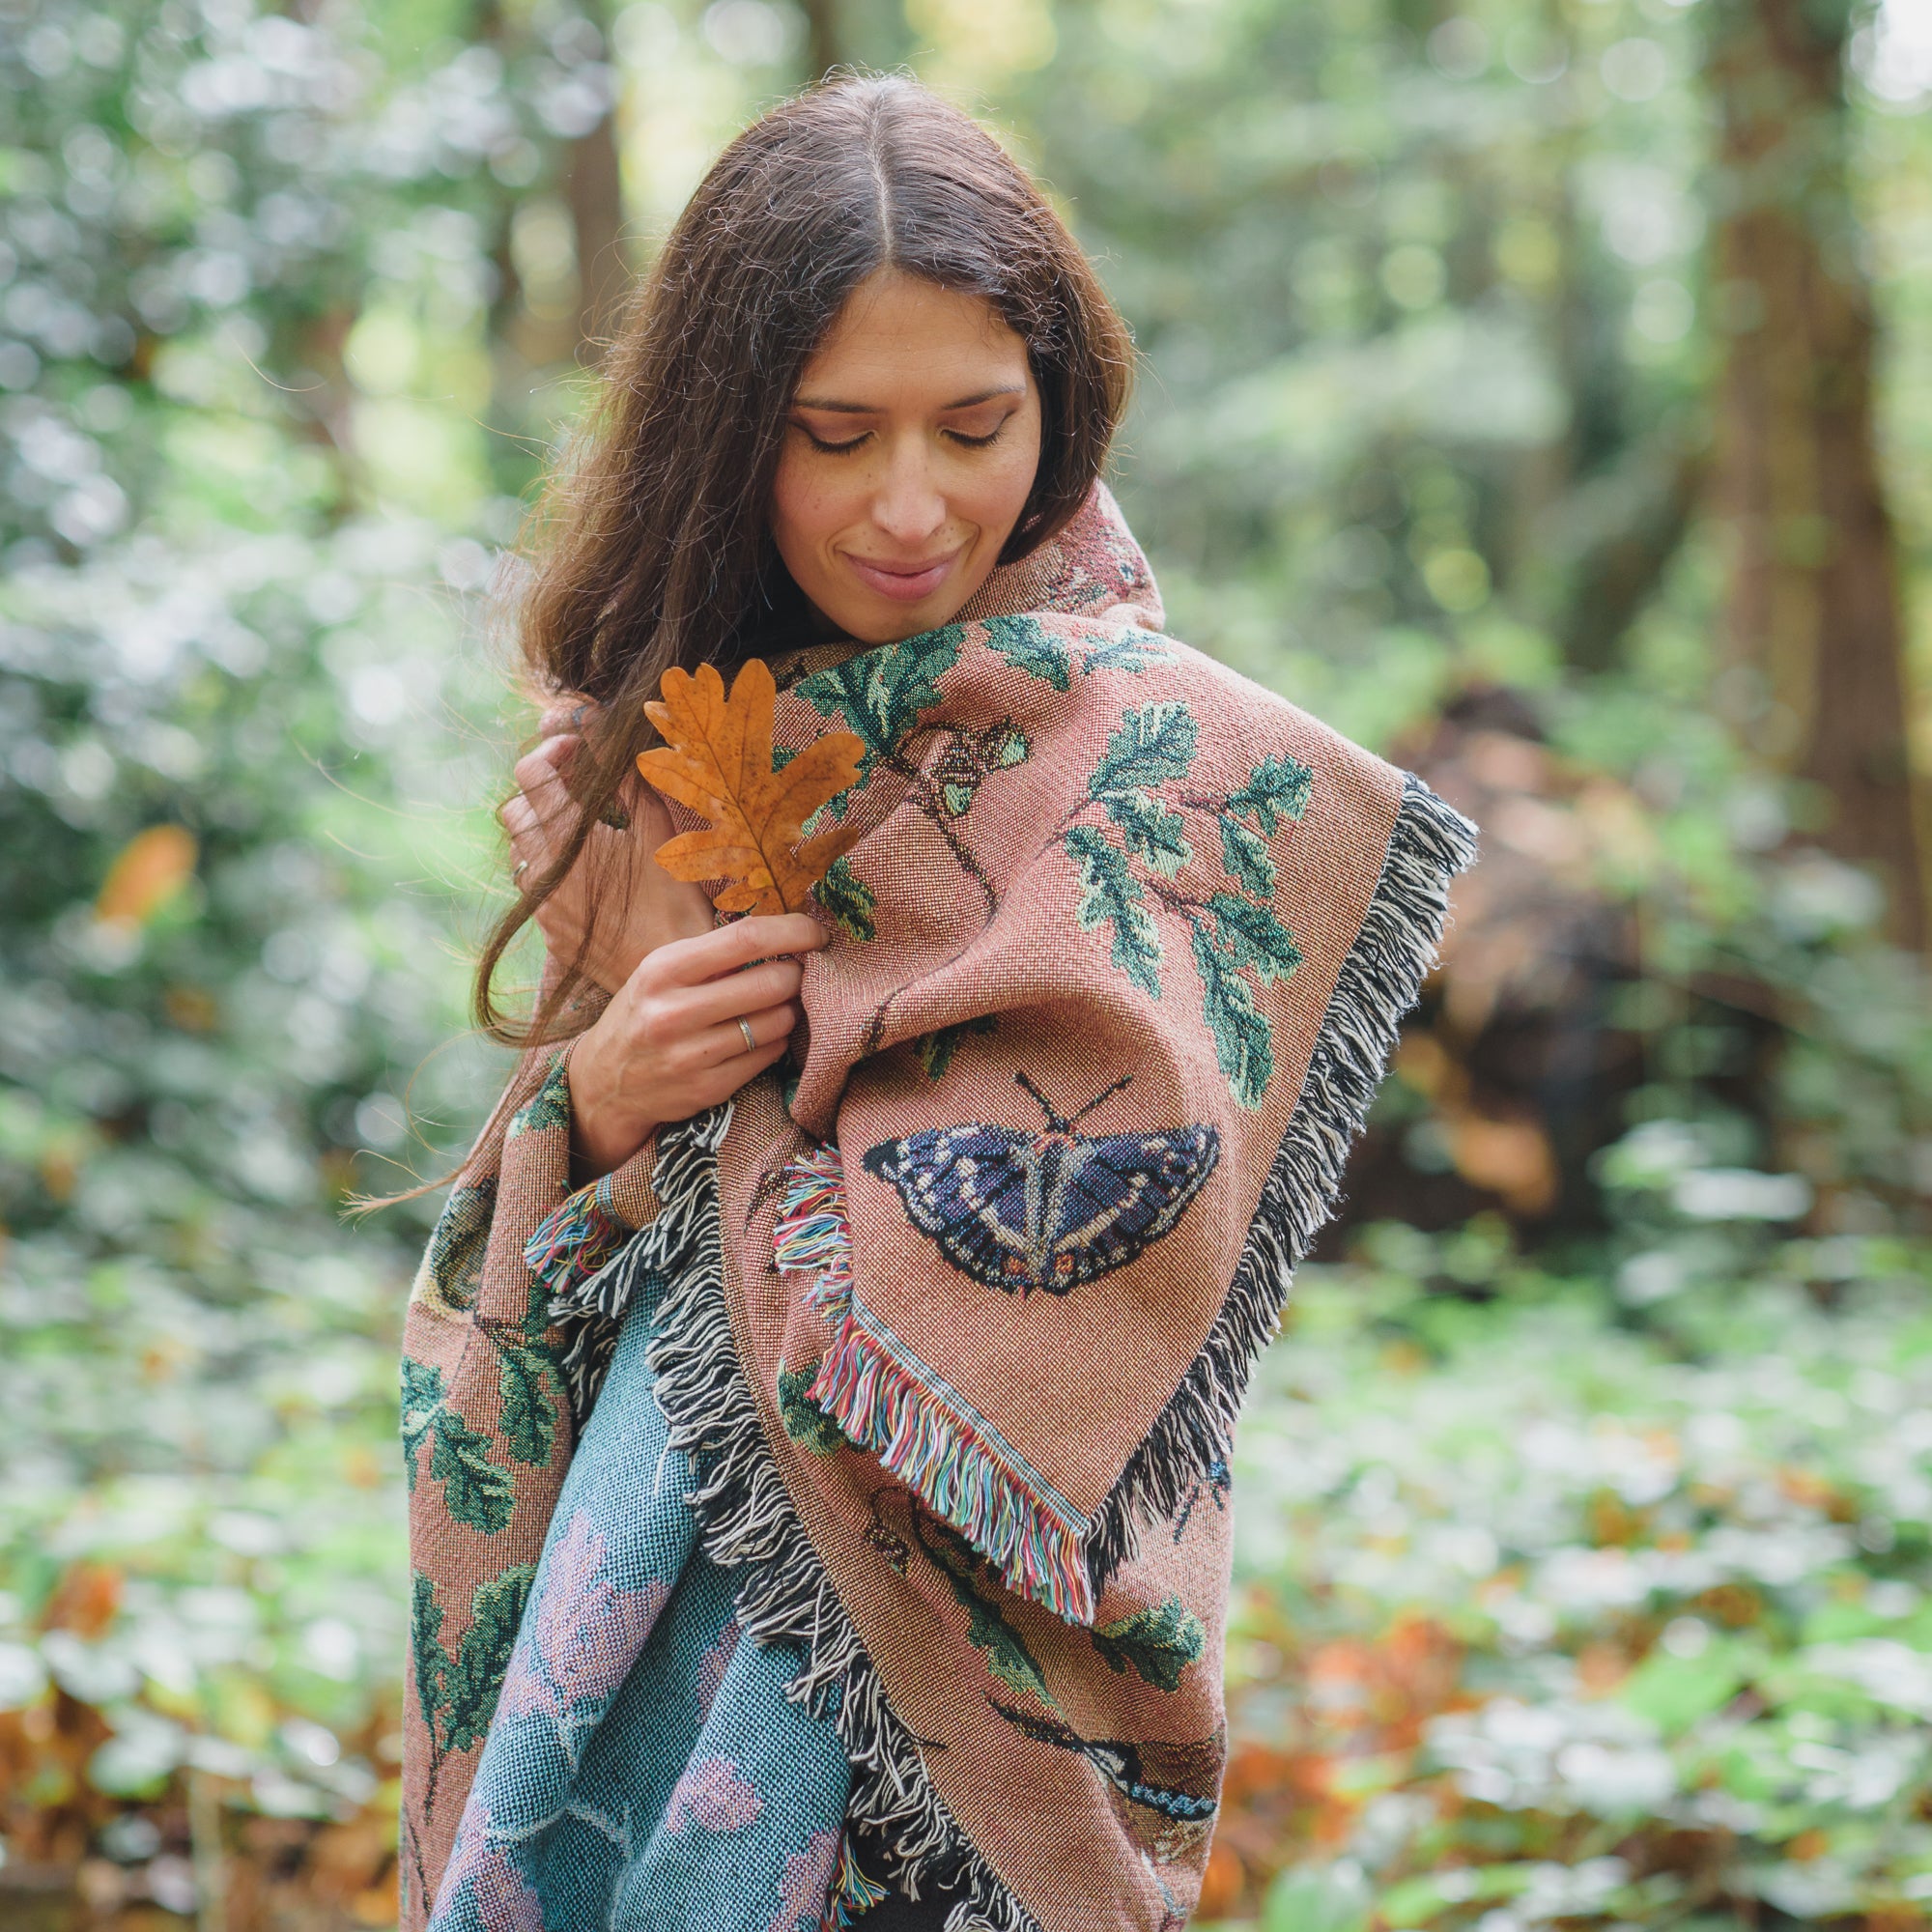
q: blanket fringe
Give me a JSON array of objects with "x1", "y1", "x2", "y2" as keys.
[
  {"x1": 820, "y1": 1833, "x2": 893, "y2": 1929},
  {"x1": 538, "y1": 767, "x2": 1472, "y2": 1932},
  {"x1": 1086, "y1": 771, "x2": 1478, "y2": 1589},
  {"x1": 546, "y1": 1108, "x2": 734, "y2": 1423},
  {"x1": 777, "y1": 1151, "x2": 1094, "y2": 1625},
  {"x1": 522, "y1": 1176, "x2": 630, "y2": 1307},
  {"x1": 554, "y1": 1106, "x2": 1037, "y2": 1932}
]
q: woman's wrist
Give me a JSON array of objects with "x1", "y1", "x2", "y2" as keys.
[{"x1": 566, "y1": 1027, "x2": 658, "y2": 1181}]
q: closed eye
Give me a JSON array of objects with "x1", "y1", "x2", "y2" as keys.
[{"x1": 799, "y1": 426, "x2": 869, "y2": 454}]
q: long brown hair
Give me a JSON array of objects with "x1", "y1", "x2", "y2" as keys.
[{"x1": 481, "y1": 74, "x2": 1135, "y2": 1045}]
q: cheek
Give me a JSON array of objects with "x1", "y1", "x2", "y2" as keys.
[
  {"x1": 770, "y1": 453, "x2": 845, "y2": 555},
  {"x1": 971, "y1": 435, "x2": 1043, "y2": 533}
]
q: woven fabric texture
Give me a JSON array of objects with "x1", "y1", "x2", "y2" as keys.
[
  {"x1": 421, "y1": 1281, "x2": 856, "y2": 1932},
  {"x1": 399, "y1": 482, "x2": 1479, "y2": 1932}
]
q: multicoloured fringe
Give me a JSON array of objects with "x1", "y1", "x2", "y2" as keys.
[
  {"x1": 772, "y1": 1143, "x2": 853, "y2": 1309},
  {"x1": 819, "y1": 1832, "x2": 893, "y2": 1929},
  {"x1": 522, "y1": 1174, "x2": 632, "y2": 1306},
  {"x1": 774, "y1": 1145, "x2": 1096, "y2": 1626}
]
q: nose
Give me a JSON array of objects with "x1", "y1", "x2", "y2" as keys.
[{"x1": 869, "y1": 434, "x2": 948, "y2": 552}]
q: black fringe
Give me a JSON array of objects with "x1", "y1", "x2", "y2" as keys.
[
  {"x1": 1084, "y1": 772, "x2": 1478, "y2": 1592},
  {"x1": 546, "y1": 768, "x2": 1474, "y2": 1931},
  {"x1": 551, "y1": 1105, "x2": 1037, "y2": 1932}
]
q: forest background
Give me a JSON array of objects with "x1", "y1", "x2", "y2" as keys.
[{"x1": 3, "y1": 0, "x2": 1931, "y2": 1926}]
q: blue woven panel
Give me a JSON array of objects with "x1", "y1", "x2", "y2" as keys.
[{"x1": 427, "y1": 1301, "x2": 852, "y2": 1932}]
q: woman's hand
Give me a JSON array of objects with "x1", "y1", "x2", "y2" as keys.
[
  {"x1": 567, "y1": 913, "x2": 828, "y2": 1179},
  {"x1": 500, "y1": 710, "x2": 714, "y2": 994}
]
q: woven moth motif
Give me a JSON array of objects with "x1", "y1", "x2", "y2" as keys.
[{"x1": 861, "y1": 1071, "x2": 1219, "y2": 1296}]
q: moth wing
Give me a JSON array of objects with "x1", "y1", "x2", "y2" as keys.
[
  {"x1": 1041, "y1": 1124, "x2": 1221, "y2": 1288},
  {"x1": 863, "y1": 1125, "x2": 1041, "y2": 1293}
]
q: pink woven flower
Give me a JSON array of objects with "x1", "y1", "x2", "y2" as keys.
[
  {"x1": 497, "y1": 1512, "x2": 668, "y2": 1721},
  {"x1": 768, "y1": 1827, "x2": 839, "y2": 1932},
  {"x1": 664, "y1": 1755, "x2": 763, "y2": 1833}
]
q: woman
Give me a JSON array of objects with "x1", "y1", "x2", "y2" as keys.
[{"x1": 402, "y1": 75, "x2": 1476, "y2": 1932}]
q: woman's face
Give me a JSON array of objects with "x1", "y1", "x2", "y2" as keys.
[{"x1": 769, "y1": 270, "x2": 1043, "y2": 645}]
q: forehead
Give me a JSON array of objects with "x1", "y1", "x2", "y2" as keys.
[{"x1": 797, "y1": 270, "x2": 1030, "y2": 402}]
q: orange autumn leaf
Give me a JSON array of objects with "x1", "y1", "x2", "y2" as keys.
[
  {"x1": 96, "y1": 823, "x2": 197, "y2": 925},
  {"x1": 636, "y1": 658, "x2": 867, "y2": 916}
]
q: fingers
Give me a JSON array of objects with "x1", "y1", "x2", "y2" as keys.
[
  {"x1": 502, "y1": 794, "x2": 549, "y2": 888},
  {"x1": 646, "y1": 912, "x2": 829, "y2": 987},
  {"x1": 681, "y1": 1033, "x2": 794, "y2": 1116},
  {"x1": 510, "y1": 736, "x2": 582, "y2": 836},
  {"x1": 536, "y1": 697, "x2": 595, "y2": 739},
  {"x1": 694, "y1": 1002, "x2": 799, "y2": 1070},
  {"x1": 667, "y1": 956, "x2": 805, "y2": 1032}
]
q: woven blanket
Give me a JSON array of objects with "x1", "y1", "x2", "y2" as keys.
[{"x1": 399, "y1": 483, "x2": 1478, "y2": 1932}]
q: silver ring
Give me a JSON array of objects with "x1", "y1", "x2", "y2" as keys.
[
  {"x1": 512, "y1": 858, "x2": 529, "y2": 882},
  {"x1": 737, "y1": 1017, "x2": 757, "y2": 1054}
]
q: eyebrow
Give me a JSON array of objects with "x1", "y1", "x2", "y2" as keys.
[{"x1": 790, "y1": 384, "x2": 1027, "y2": 414}]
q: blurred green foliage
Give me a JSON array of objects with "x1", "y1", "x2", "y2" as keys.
[{"x1": 0, "y1": 0, "x2": 1928, "y2": 1924}]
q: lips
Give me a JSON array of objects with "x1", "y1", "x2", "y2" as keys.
[{"x1": 841, "y1": 547, "x2": 962, "y2": 605}]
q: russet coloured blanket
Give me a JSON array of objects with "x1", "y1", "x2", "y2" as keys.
[{"x1": 400, "y1": 484, "x2": 1478, "y2": 1931}]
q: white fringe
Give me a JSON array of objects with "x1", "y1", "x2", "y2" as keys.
[{"x1": 552, "y1": 1104, "x2": 1036, "y2": 1931}]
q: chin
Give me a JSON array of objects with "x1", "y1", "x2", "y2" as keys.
[{"x1": 831, "y1": 599, "x2": 955, "y2": 646}]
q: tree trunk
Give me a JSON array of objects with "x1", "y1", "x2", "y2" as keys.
[
  {"x1": 1707, "y1": 0, "x2": 1928, "y2": 947},
  {"x1": 566, "y1": 103, "x2": 629, "y2": 360},
  {"x1": 798, "y1": 0, "x2": 843, "y2": 83}
]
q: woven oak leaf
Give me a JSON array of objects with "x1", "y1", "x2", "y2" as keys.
[{"x1": 637, "y1": 658, "x2": 867, "y2": 915}]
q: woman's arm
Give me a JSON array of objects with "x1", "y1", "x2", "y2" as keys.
[{"x1": 499, "y1": 719, "x2": 828, "y2": 1183}]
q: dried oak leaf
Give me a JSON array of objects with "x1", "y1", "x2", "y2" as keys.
[{"x1": 637, "y1": 657, "x2": 867, "y2": 916}]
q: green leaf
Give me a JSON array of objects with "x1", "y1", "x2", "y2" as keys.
[
  {"x1": 921, "y1": 1515, "x2": 1053, "y2": 1705},
  {"x1": 796, "y1": 628, "x2": 961, "y2": 774},
  {"x1": 1088, "y1": 701, "x2": 1198, "y2": 800},
  {"x1": 429, "y1": 1406, "x2": 517, "y2": 1535},
  {"x1": 912, "y1": 1014, "x2": 998, "y2": 1081},
  {"x1": 1620, "y1": 1646, "x2": 1750, "y2": 1736},
  {"x1": 1082, "y1": 630, "x2": 1178, "y2": 673},
  {"x1": 1263, "y1": 1861, "x2": 1372, "y2": 1932},
  {"x1": 507, "y1": 1056, "x2": 570, "y2": 1140},
  {"x1": 1106, "y1": 788, "x2": 1192, "y2": 877},
  {"x1": 400, "y1": 1357, "x2": 446, "y2": 1488},
  {"x1": 1091, "y1": 1595, "x2": 1206, "y2": 1691},
  {"x1": 410, "y1": 1572, "x2": 450, "y2": 1724},
  {"x1": 1219, "y1": 813, "x2": 1276, "y2": 896},
  {"x1": 980, "y1": 613, "x2": 1071, "y2": 690},
  {"x1": 1207, "y1": 891, "x2": 1302, "y2": 983},
  {"x1": 1191, "y1": 921, "x2": 1273, "y2": 1107},
  {"x1": 1065, "y1": 826, "x2": 1162, "y2": 998},
  {"x1": 1226, "y1": 752, "x2": 1313, "y2": 835},
  {"x1": 441, "y1": 1565, "x2": 536, "y2": 1751},
  {"x1": 497, "y1": 1342, "x2": 558, "y2": 1466},
  {"x1": 1378, "y1": 1865, "x2": 1537, "y2": 1930},
  {"x1": 777, "y1": 1361, "x2": 848, "y2": 1455},
  {"x1": 812, "y1": 854, "x2": 876, "y2": 942}
]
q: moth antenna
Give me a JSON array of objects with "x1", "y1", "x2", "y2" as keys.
[
  {"x1": 1013, "y1": 1068, "x2": 1069, "y2": 1130},
  {"x1": 1067, "y1": 1074, "x2": 1134, "y2": 1125}
]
